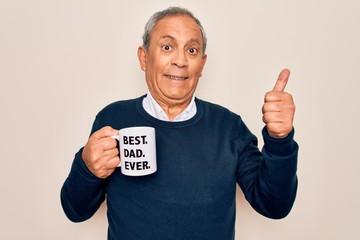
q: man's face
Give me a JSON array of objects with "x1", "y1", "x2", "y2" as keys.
[{"x1": 138, "y1": 15, "x2": 207, "y2": 108}]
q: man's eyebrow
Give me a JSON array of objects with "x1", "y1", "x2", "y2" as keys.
[
  {"x1": 160, "y1": 35, "x2": 176, "y2": 41},
  {"x1": 187, "y1": 38, "x2": 201, "y2": 45}
]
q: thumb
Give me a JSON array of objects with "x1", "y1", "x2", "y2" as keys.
[{"x1": 273, "y1": 68, "x2": 290, "y2": 92}]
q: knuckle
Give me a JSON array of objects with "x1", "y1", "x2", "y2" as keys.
[
  {"x1": 264, "y1": 91, "x2": 273, "y2": 101},
  {"x1": 262, "y1": 113, "x2": 270, "y2": 123},
  {"x1": 92, "y1": 162, "x2": 102, "y2": 171},
  {"x1": 102, "y1": 126, "x2": 112, "y2": 131},
  {"x1": 102, "y1": 126, "x2": 114, "y2": 135},
  {"x1": 291, "y1": 104, "x2": 296, "y2": 112}
]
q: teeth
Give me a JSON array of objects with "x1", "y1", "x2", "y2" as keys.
[{"x1": 166, "y1": 75, "x2": 187, "y2": 80}]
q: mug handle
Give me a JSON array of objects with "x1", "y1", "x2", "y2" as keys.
[{"x1": 111, "y1": 135, "x2": 121, "y2": 167}]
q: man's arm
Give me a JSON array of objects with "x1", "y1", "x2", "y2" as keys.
[
  {"x1": 60, "y1": 149, "x2": 106, "y2": 222},
  {"x1": 60, "y1": 126, "x2": 120, "y2": 222},
  {"x1": 236, "y1": 69, "x2": 298, "y2": 219},
  {"x1": 237, "y1": 128, "x2": 298, "y2": 219}
]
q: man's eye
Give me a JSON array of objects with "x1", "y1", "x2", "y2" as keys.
[
  {"x1": 162, "y1": 45, "x2": 172, "y2": 51},
  {"x1": 188, "y1": 48, "x2": 198, "y2": 54}
]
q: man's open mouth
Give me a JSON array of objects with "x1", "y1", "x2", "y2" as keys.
[{"x1": 165, "y1": 74, "x2": 189, "y2": 81}]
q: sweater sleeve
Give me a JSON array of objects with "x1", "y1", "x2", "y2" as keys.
[
  {"x1": 60, "y1": 113, "x2": 111, "y2": 222},
  {"x1": 60, "y1": 148, "x2": 106, "y2": 222},
  {"x1": 236, "y1": 126, "x2": 298, "y2": 219}
]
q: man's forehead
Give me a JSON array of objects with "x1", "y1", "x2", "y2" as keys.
[
  {"x1": 152, "y1": 15, "x2": 203, "y2": 41},
  {"x1": 157, "y1": 36, "x2": 201, "y2": 49}
]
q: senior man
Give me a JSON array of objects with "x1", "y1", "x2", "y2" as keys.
[{"x1": 61, "y1": 6, "x2": 298, "y2": 240}]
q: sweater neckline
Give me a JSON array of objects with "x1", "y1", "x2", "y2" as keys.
[{"x1": 136, "y1": 95, "x2": 204, "y2": 128}]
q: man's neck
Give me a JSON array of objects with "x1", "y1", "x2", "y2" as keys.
[
  {"x1": 157, "y1": 100, "x2": 191, "y2": 121},
  {"x1": 143, "y1": 92, "x2": 197, "y2": 122}
]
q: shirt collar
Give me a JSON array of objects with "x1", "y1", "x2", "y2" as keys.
[{"x1": 142, "y1": 91, "x2": 197, "y2": 122}]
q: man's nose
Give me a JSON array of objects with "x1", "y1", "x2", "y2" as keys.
[{"x1": 172, "y1": 51, "x2": 188, "y2": 68}]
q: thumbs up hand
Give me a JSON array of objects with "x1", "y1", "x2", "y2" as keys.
[{"x1": 262, "y1": 69, "x2": 295, "y2": 139}]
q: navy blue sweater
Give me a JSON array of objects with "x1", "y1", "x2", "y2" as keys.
[{"x1": 61, "y1": 96, "x2": 298, "y2": 240}]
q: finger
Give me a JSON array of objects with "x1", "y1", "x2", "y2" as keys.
[
  {"x1": 262, "y1": 102, "x2": 281, "y2": 114},
  {"x1": 91, "y1": 126, "x2": 119, "y2": 141},
  {"x1": 264, "y1": 91, "x2": 282, "y2": 103},
  {"x1": 95, "y1": 137, "x2": 118, "y2": 151},
  {"x1": 273, "y1": 68, "x2": 290, "y2": 92},
  {"x1": 89, "y1": 148, "x2": 118, "y2": 171},
  {"x1": 262, "y1": 112, "x2": 283, "y2": 124},
  {"x1": 105, "y1": 156, "x2": 121, "y2": 169},
  {"x1": 102, "y1": 147, "x2": 119, "y2": 159}
]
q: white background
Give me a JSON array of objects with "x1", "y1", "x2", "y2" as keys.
[{"x1": 1, "y1": 0, "x2": 359, "y2": 239}]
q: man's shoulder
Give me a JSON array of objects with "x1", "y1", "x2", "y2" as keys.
[
  {"x1": 96, "y1": 96, "x2": 143, "y2": 117},
  {"x1": 196, "y1": 98, "x2": 254, "y2": 139},
  {"x1": 196, "y1": 98, "x2": 240, "y2": 119}
]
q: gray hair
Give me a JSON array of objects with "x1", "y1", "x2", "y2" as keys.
[{"x1": 142, "y1": 7, "x2": 207, "y2": 54}]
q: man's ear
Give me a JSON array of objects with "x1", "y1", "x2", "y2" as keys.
[
  {"x1": 199, "y1": 54, "x2": 207, "y2": 77},
  {"x1": 137, "y1": 46, "x2": 147, "y2": 71},
  {"x1": 201, "y1": 54, "x2": 207, "y2": 69}
]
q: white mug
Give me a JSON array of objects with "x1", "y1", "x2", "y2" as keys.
[{"x1": 112, "y1": 126, "x2": 157, "y2": 176}]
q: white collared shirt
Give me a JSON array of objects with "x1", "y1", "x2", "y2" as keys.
[{"x1": 142, "y1": 92, "x2": 197, "y2": 122}]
